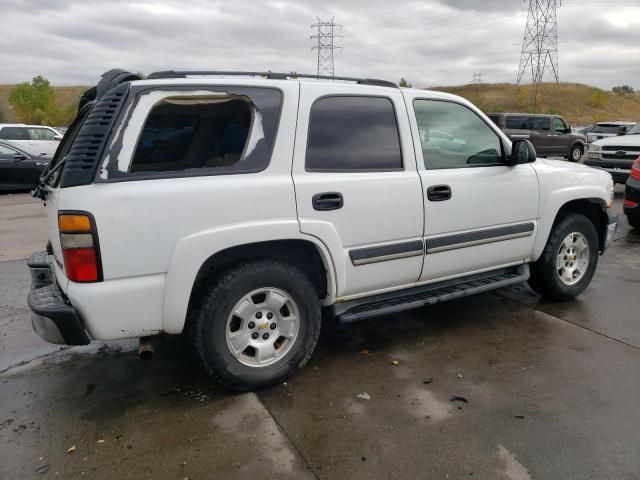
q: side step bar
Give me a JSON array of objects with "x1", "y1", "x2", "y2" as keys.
[{"x1": 329, "y1": 265, "x2": 529, "y2": 323}]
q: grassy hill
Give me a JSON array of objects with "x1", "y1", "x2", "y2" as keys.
[
  {"x1": 431, "y1": 82, "x2": 640, "y2": 126},
  {"x1": 1, "y1": 81, "x2": 639, "y2": 127}
]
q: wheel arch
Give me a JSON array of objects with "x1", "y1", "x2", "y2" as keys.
[
  {"x1": 162, "y1": 227, "x2": 336, "y2": 334},
  {"x1": 533, "y1": 197, "x2": 609, "y2": 260}
]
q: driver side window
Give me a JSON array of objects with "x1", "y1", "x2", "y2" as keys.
[
  {"x1": 553, "y1": 117, "x2": 567, "y2": 133},
  {"x1": 413, "y1": 99, "x2": 503, "y2": 170}
]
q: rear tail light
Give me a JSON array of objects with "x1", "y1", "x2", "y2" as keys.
[
  {"x1": 624, "y1": 199, "x2": 638, "y2": 208},
  {"x1": 58, "y1": 213, "x2": 102, "y2": 282},
  {"x1": 631, "y1": 157, "x2": 640, "y2": 180}
]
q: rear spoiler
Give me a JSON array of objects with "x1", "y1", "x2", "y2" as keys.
[{"x1": 78, "y1": 69, "x2": 144, "y2": 112}]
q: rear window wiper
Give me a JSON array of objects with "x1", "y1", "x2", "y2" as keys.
[{"x1": 33, "y1": 157, "x2": 67, "y2": 200}]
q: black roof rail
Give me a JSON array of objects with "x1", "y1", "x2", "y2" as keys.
[{"x1": 146, "y1": 70, "x2": 397, "y2": 88}]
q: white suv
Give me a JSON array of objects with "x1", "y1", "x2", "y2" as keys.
[
  {"x1": 28, "y1": 69, "x2": 617, "y2": 390},
  {"x1": 0, "y1": 123, "x2": 63, "y2": 156}
]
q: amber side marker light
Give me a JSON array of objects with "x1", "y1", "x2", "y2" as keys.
[{"x1": 58, "y1": 213, "x2": 102, "y2": 283}]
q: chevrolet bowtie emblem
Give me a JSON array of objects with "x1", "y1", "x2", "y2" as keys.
[{"x1": 258, "y1": 322, "x2": 269, "y2": 330}]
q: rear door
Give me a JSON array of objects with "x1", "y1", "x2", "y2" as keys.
[{"x1": 292, "y1": 83, "x2": 424, "y2": 299}]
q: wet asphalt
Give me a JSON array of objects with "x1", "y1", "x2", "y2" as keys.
[{"x1": 1, "y1": 190, "x2": 639, "y2": 480}]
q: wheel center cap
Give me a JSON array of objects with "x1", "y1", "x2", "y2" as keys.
[{"x1": 258, "y1": 321, "x2": 270, "y2": 330}]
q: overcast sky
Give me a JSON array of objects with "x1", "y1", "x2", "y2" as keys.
[{"x1": 1, "y1": 0, "x2": 639, "y2": 89}]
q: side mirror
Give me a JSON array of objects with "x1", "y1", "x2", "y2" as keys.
[
  {"x1": 54, "y1": 134, "x2": 63, "y2": 141},
  {"x1": 508, "y1": 139, "x2": 536, "y2": 165},
  {"x1": 12, "y1": 153, "x2": 27, "y2": 161}
]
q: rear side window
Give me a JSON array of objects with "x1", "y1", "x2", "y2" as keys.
[
  {"x1": 0, "y1": 127, "x2": 30, "y2": 140},
  {"x1": 126, "y1": 88, "x2": 281, "y2": 177},
  {"x1": 305, "y1": 96, "x2": 402, "y2": 171},
  {"x1": 528, "y1": 116, "x2": 550, "y2": 131},
  {"x1": 505, "y1": 116, "x2": 527, "y2": 129}
]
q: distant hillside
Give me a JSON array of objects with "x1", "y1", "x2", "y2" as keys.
[
  {"x1": 431, "y1": 82, "x2": 640, "y2": 126},
  {"x1": 0, "y1": 85, "x2": 87, "y2": 125},
  {"x1": 1, "y1": 81, "x2": 639, "y2": 127}
]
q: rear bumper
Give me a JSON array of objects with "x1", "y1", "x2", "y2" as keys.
[{"x1": 27, "y1": 251, "x2": 90, "y2": 345}]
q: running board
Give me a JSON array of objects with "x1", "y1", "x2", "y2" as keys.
[{"x1": 329, "y1": 265, "x2": 529, "y2": 323}]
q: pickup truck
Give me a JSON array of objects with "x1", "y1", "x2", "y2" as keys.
[{"x1": 27, "y1": 69, "x2": 617, "y2": 391}]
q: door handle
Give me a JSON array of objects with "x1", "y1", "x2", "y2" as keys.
[
  {"x1": 312, "y1": 192, "x2": 344, "y2": 211},
  {"x1": 427, "y1": 185, "x2": 452, "y2": 202}
]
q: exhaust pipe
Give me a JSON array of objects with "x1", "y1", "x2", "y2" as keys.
[{"x1": 138, "y1": 336, "x2": 154, "y2": 361}]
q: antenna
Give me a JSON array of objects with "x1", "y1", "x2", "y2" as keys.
[
  {"x1": 311, "y1": 17, "x2": 342, "y2": 77},
  {"x1": 516, "y1": 0, "x2": 560, "y2": 85}
]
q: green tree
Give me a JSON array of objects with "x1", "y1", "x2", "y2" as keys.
[
  {"x1": 399, "y1": 78, "x2": 412, "y2": 88},
  {"x1": 8, "y1": 76, "x2": 61, "y2": 124},
  {"x1": 612, "y1": 85, "x2": 635, "y2": 96}
]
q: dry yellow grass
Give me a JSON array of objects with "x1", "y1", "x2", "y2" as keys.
[
  {"x1": 1, "y1": 82, "x2": 639, "y2": 127},
  {"x1": 431, "y1": 82, "x2": 640, "y2": 126}
]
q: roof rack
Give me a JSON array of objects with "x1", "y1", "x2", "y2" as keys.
[{"x1": 146, "y1": 70, "x2": 397, "y2": 88}]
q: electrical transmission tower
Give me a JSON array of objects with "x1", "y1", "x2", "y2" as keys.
[
  {"x1": 311, "y1": 17, "x2": 342, "y2": 77},
  {"x1": 473, "y1": 72, "x2": 483, "y2": 89},
  {"x1": 516, "y1": 0, "x2": 560, "y2": 85}
]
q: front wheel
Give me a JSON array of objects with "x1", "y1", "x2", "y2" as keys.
[
  {"x1": 528, "y1": 213, "x2": 599, "y2": 301},
  {"x1": 569, "y1": 144, "x2": 583, "y2": 162},
  {"x1": 190, "y1": 259, "x2": 321, "y2": 391}
]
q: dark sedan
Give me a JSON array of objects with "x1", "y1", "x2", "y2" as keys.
[
  {"x1": 624, "y1": 156, "x2": 640, "y2": 230},
  {"x1": 0, "y1": 141, "x2": 51, "y2": 191}
]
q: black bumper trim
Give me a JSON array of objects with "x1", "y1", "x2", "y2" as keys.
[{"x1": 27, "y1": 253, "x2": 90, "y2": 346}]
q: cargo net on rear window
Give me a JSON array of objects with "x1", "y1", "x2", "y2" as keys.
[{"x1": 129, "y1": 96, "x2": 253, "y2": 173}]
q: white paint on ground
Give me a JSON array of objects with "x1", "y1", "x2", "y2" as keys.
[
  {"x1": 405, "y1": 385, "x2": 452, "y2": 422},
  {"x1": 497, "y1": 444, "x2": 531, "y2": 480}
]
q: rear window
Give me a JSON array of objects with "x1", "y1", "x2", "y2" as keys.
[
  {"x1": 124, "y1": 87, "x2": 282, "y2": 177},
  {"x1": 0, "y1": 127, "x2": 30, "y2": 140},
  {"x1": 305, "y1": 96, "x2": 402, "y2": 171},
  {"x1": 592, "y1": 124, "x2": 626, "y2": 134},
  {"x1": 487, "y1": 114, "x2": 501, "y2": 126}
]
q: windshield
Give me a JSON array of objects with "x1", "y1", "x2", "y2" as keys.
[{"x1": 626, "y1": 123, "x2": 640, "y2": 135}]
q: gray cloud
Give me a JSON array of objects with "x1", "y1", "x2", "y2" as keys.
[{"x1": 0, "y1": 0, "x2": 638, "y2": 89}]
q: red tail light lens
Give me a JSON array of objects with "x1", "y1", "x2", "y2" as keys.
[
  {"x1": 62, "y1": 248, "x2": 99, "y2": 282},
  {"x1": 58, "y1": 213, "x2": 102, "y2": 283},
  {"x1": 631, "y1": 157, "x2": 640, "y2": 180}
]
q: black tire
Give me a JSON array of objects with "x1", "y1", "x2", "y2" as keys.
[
  {"x1": 568, "y1": 144, "x2": 583, "y2": 162},
  {"x1": 190, "y1": 259, "x2": 321, "y2": 391},
  {"x1": 528, "y1": 213, "x2": 599, "y2": 301},
  {"x1": 628, "y1": 215, "x2": 640, "y2": 230}
]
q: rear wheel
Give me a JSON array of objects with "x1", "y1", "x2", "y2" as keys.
[
  {"x1": 628, "y1": 214, "x2": 640, "y2": 230},
  {"x1": 190, "y1": 259, "x2": 321, "y2": 391},
  {"x1": 528, "y1": 214, "x2": 599, "y2": 301},
  {"x1": 569, "y1": 144, "x2": 583, "y2": 162}
]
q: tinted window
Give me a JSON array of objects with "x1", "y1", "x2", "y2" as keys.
[
  {"x1": 592, "y1": 124, "x2": 626, "y2": 134},
  {"x1": 125, "y1": 88, "x2": 281, "y2": 177},
  {"x1": 529, "y1": 116, "x2": 550, "y2": 131},
  {"x1": 414, "y1": 100, "x2": 503, "y2": 169},
  {"x1": 306, "y1": 96, "x2": 402, "y2": 171},
  {"x1": 505, "y1": 116, "x2": 528, "y2": 129},
  {"x1": 0, "y1": 127, "x2": 30, "y2": 140},
  {"x1": 487, "y1": 114, "x2": 501, "y2": 126}
]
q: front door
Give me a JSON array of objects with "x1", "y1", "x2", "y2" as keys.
[
  {"x1": 406, "y1": 96, "x2": 540, "y2": 282},
  {"x1": 292, "y1": 83, "x2": 424, "y2": 299}
]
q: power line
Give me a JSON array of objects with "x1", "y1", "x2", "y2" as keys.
[
  {"x1": 311, "y1": 17, "x2": 342, "y2": 77},
  {"x1": 517, "y1": 0, "x2": 561, "y2": 85}
]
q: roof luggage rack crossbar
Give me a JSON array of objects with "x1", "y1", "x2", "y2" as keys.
[{"x1": 146, "y1": 70, "x2": 397, "y2": 88}]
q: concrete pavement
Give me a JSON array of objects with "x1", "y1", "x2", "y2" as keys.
[{"x1": 1, "y1": 192, "x2": 639, "y2": 480}]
